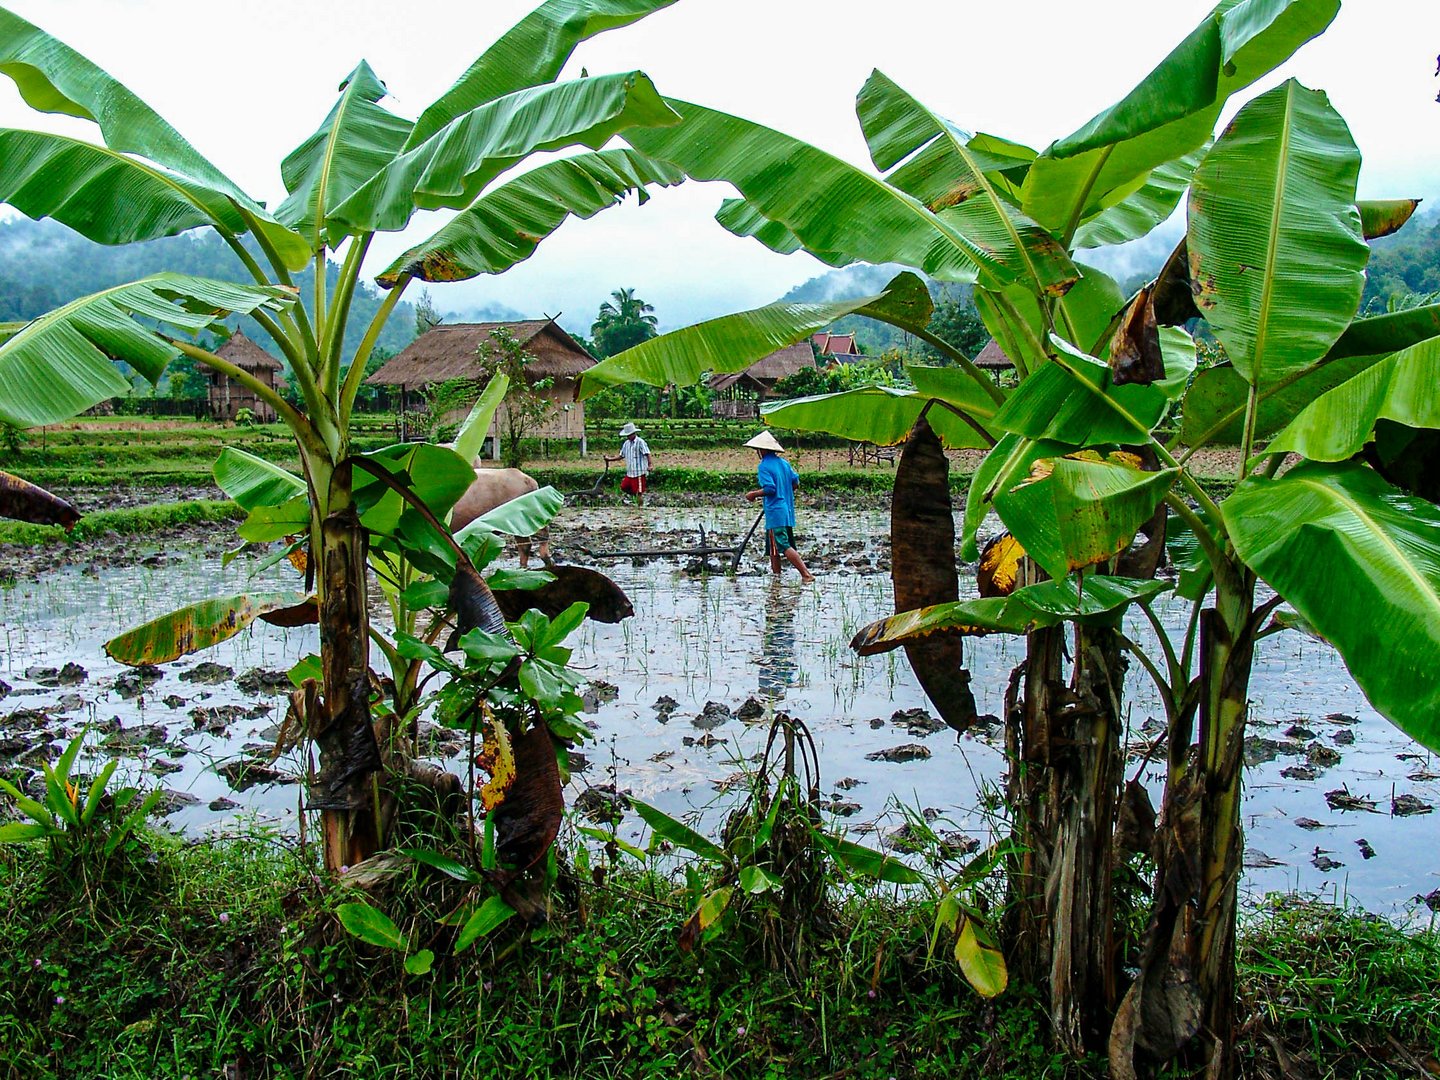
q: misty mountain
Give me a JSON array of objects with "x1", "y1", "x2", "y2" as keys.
[
  {"x1": 0, "y1": 216, "x2": 418, "y2": 368},
  {"x1": 775, "y1": 262, "x2": 975, "y2": 353}
]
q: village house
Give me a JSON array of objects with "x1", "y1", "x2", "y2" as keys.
[
  {"x1": 365, "y1": 319, "x2": 596, "y2": 455},
  {"x1": 206, "y1": 329, "x2": 284, "y2": 422},
  {"x1": 707, "y1": 341, "x2": 815, "y2": 419}
]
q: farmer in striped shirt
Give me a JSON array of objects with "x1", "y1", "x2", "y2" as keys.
[{"x1": 606, "y1": 422, "x2": 651, "y2": 506}]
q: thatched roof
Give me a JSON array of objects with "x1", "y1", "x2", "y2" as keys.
[
  {"x1": 708, "y1": 342, "x2": 815, "y2": 393},
  {"x1": 216, "y1": 329, "x2": 282, "y2": 372},
  {"x1": 366, "y1": 320, "x2": 596, "y2": 387},
  {"x1": 974, "y1": 339, "x2": 1015, "y2": 370}
]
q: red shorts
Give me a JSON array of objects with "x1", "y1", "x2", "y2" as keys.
[{"x1": 620, "y1": 475, "x2": 647, "y2": 495}]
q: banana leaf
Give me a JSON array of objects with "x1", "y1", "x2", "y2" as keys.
[
  {"x1": 376, "y1": 149, "x2": 683, "y2": 287},
  {"x1": 213, "y1": 449, "x2": 306, "y2": 510},
  {"x1": 993, "y1": 453, "x2": 1177, "y2": 582},
  {"x1": 1074, "y1": 148, "x2": 1206, "y2": 249},
  {"x1": 330, "y1": 73, "x2": 680, "y2": 235},
  {"x1": 406, "y1": 0, "x2": 681, "y2": 148},
  {"x1": 760, "y1": 386, "x2": 994, "y2": 450},
  {"x1": 1266, "y1": 335, "x2": 1440, "y2": 460},
  {"x1": 1357, "y1": 198, "x2": 1421, "y2": 240},
  {"x1": 1187, "y1": 79, "x2": 1367, "y2": 391},
  {"x1": 960, "y1": 434, "x2": 1070, "y2": 560},
  {"x1": 1224, "y1": 461, "x2": 1440, "y2": 751},
  {"x1": 0, "y1": 275, "x2": 295, "y2": 428},
  {"x1": 973, "y1": 263, "x2": 1124, "y2": 373},
  {"x1": 578, "y1": 271, "x2": 931, "y2": 396},
  {"x1": 714, "y1": 197, "x2": 851, "y2": 266},
  {"x1": 105, "y1": 592, "x2": 309, "y2": 665}
]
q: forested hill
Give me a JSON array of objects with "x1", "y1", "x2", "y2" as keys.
[
  {"x1": 0, "y1": 216, "x2": 419, "y2": 365},
  {"x1": 1363, "y1": 205, "x2": 1440, "y2": 308},
  {"x1": 776, "y1": 263, "x2": 972, "y2": 353}
]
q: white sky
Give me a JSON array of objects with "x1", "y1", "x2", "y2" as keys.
[{"x1": 0, "y1": 0, "x2": 1436, "y2": 333}]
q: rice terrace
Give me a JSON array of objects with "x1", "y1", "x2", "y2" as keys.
[{"x1": 0, "y1": 1, "x2": 1438, "y2": 1077}]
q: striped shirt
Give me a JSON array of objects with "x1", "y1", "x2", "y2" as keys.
[{"x1": 620, "y1": 435, "x2": 650, "y2": 477}]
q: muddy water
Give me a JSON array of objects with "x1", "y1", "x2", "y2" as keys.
[{"x1": 1, "y1": 505, "x2": 1437, "y2": 918}]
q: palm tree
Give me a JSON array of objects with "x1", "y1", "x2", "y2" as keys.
[{"x1": 591, "y1": 287, "x2": 659, "y2": 357}]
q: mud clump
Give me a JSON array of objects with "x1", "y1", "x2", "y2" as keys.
[
  {"x1": 692, "y1": 701, "x2": 732, "y2": 730},
  {"x1": 236, "y1": 668, "x2": 292, "y2": 695},
  {"x1": 114, "y1": 665, "x2": 164, "y2": 699},
  {"x1": 866, "y1": 743, "x2": 931, "y2": 764},
  {"x1": 1392, "y1": 794, "x2": 1433, "y2": 817},
  {"x1": 735, "y1": 697, "x2": 765, "y2": 721},
  {"x1": 890, "y1": 708, "x2": 945, "y2": 737},
  {"x1": 103, "y1": 723, "x2": 169, "y2": 752},
  {"x1": 180, "y1": 662, "x2": 233, "y2": 685},
  {"x1": 1306, "y1": 742, "x2": 1342, "y2": 767},
  {"x1": 1356, "y1": 838, "x2": 1377, "y2": 860},
  {"x1": 652, "y1": 695, "x2": 678, "y2": 722},
  {"x1": 208, "y1": 796, "x2": 240, "y2": 812},
  {"x1": 1244, "y1": 736, "x2": 1305, "y2": 766},
  {"x1": 819, "y1": 799, "x2": 862, "y2": 817},
  {"x1": 833, "y1": 777, "x2": 863, "y2": 791},
  {"x1": 1293, "y1": 817, "x2": 1325, "y2": 831},
  {"x1": 1280, "y1": 765, "x2": 1317, "y2": 781},
  {"x1": 1324, "y1": 788, "x2": 1378, "y2": 813},
  {"x1": 25, "y1": 663, "x2": 86, "y2": 687},
  {"x1": 1284, "y1": 724, "x2": 1315, "y2": 740},
  {"x1": 1332, "y1": 729, "x2": 1355, "y2": 746},
  {"x1": 574, "y1": 784, "x2": 630, "y2": 825},
  {"x1": 217, "y1": 759, "x2": 296, "y2": 792}
]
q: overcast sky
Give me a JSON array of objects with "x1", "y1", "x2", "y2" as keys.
[{"x1": 0, "y1": 0, "x2": 1436, "y2": 333}]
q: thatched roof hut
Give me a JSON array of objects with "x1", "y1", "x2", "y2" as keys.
[
  {"x1": 207, "y1": 329, "x2": 284, "y2": 422},
  {"x1": 366, "y1": 320, "x2": 597, "y2": 447},
  {"x1": 709, "y1": 342, "x2": 816, "y2": 397},
  {"x1": 974, "y1": 339, "x2": 1015, "y2": 371}
]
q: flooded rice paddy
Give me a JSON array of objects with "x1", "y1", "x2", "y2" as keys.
[{"x1": 2, "y1": 504, "x2": 1436, "y2": 918}]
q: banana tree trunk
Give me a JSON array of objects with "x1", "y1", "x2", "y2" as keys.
[
  {"x1": 1110, "y1": 570, "x2": 1256, "y2": 1080},
  {"x1": 1006, "y1": 621, "x2": 1126, "y2": 1057},
  {"x1": 309, "y1": 457, "x2": 383, "y2": 871}
]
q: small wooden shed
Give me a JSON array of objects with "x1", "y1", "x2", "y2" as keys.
[
  {"x1": 206, "y1": 329, "x2": 284, "y2": 422},
  {"x1": 365, "y1": 320, "x2": 596, "y2": 452},
  {"x1": 708, "y1": 341, "x2": 815, "y2": 418}
]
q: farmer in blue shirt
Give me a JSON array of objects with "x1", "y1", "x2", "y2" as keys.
[{"x1": 744, "y1": 431, "x2": 815, "y2": 582}]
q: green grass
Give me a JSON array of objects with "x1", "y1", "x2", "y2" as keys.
[
  {"x1": 0, "y1": 834, "x2": 1433, "y2": 1079},
  {"x1": 0, "y1": 499, "x2": 243, "y2": 546}
]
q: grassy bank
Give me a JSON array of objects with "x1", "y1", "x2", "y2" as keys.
[
  {"x1": 0, "y1": 836, "x2": 1434, "y2": 1079},
  {"x1": 0, "y1": 499, "x2": 244, "y2": 547}
]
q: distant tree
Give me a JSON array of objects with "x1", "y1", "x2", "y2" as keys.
[
  {"x1": 414, "y1": 288, "x2": 442, "y2": 336},
  {"x1": 473, "y1": 327, "x2": 554, "y2": 468},
  {"x1": 591, "y1": 287, "x2": 659, "y2": 357},
  {"x1": 164, "y1": 355, "x2": 208, "y2": 400},
  {"x1": 918, "y1": 296, "x2": 988, "y2": 364}
]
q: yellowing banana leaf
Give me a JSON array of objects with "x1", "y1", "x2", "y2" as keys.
[
  {"x1": 376, "y1": 149, "x2": 683, "y2": 287},
  {"x1": 578, "y1": 271, "x2": 931, "y2": 397},
  {"x1": 276, "y1": 61, "x2": 413, "y2": 249},
  {"x1": 330, "y1": 73, "x2": 680, "y2": 235},
  {"x1": 0, "y1": 470, "x2": 80, "y2": 528},
  {"x1": 105, "y1": 592, "x2": 308, "y2": 666},
  {"x1": 956, "y1": 917, "x2": 1008, "y2": 998},
  {"x1": 213, "y1": 448, "x2": 306, "y2": 510},
  {"x1": 0, "y1": 275, "x2": 295, "y2": 428},
  {"x1": 760, "y1": 386, "x2": 994, "y2": 450},
  {"x1": 625, "y1": 100, "x2": 1032, "y2": 287},
  {"x1": 854, "y1": 70, "x2": 1078, "y2": 297},
  {"x1": 991, "y1": 336, "x2": 1167, "y2": 447},
  {"x1": 1357, "y1": 199, "x2": 1421, "y2": 240},
  {"x1": 977, "y1": 534, "x2": 1024, "y2": 598},
  {"x1": 1267, "y1": 335, "x2": 1440, "y2": 461},
  {"x1": 406, "y1": 0, "x2": 681, "y2": 149},
  {"x1": 1224, "y1": 461, "x2": 1440, "y2": 752},
  {"x1": 994, "y1": 454, "x2": 1178, "y2": 582},
  {"x1": 960, "y1": 434, "x2": 1070, "y2": 560},
  {"x1": 1023, "y1": 0, "x2": 1339, "y2": 238},
  {"x1": 1187, "y1": 80, "x2": 1367, "y2": 391}
]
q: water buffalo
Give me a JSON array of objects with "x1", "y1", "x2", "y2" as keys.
[{"x1": 450, "y1": 467, "x2": 550, "y2": 567}]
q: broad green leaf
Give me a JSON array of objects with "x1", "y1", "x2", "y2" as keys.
[
  {"x1": 404, "y1": 950, "x2": 435, "y2": 976},
  {"x1": 1224, "y1": 461, "x2": 1440, "y2": 751},
  {"x1": 973, "y1": 263, "x2": 1124, "y2": 375},
  {"x1": 1074, "y1": 148, "x2": 1205, "y2": 249},
  {"x1": 104, "y1": 592, "x2": 308, "y2": 665},
  {"x1": 1267, "y1": 336, "x2": 1440, "y2": 460},
  {"x1": 407, "y1": 0, "x2": 681, "y2": 148},
  {"x1": 330, "y1": 73, "x2": 681, "y2": 235},
  {"x1": 1155, "y1": 326, "x2": 1198, "y2": 400},
  {"x1": 994, "y1": 454, "x2": 1177, "y2": 582},
  {"x1": 908, "y1": 365, "x2": 1007, "y2": 415},
  {"x1": 579, "y1": 272, "x2": 931, "y2": 397},
  {"x1": 454, "y1": 895, "x2": 517, "y2": 952},
  {"x1": 632, "y1": 799, "x2": 725, "y2": 862},
  {"x1": 337, "y1": 902, "x2": 408, "y2": 951},
  {"x1": 1023, "y1": 0, "x2": 1339, "y2": 237},
  {"x1": 696, "y1": 886, "x2": 733, "y2": 930},
  {"x1": 543, "y1": 602, "x2": 589, "y2": 649},
  {"x1": 960, "y1": 434, "x2": 1070, "y2": 560},
  {"x1": 761, "y1": 386, "x2": 993, "y2": 451},
  {"x1": 1165, "y1": 510, "x2": 1218, "y2": 602},
  {"x1": 714, "y1": 197, "x2": 851, "y2": 266},
  {"x1": 276, "y1": 61, "x2": 413, "y2": 247},
  {"x1": 625, "y1": 100, "x2": 1041, "y2": 287},
  {"x1": 825, "y1": 836, "x2": 924, "y2": 884},
  {"x1": 238, "y1": 495, "x2": 309, "y2": 543},
  {"x1": 991, "y1": 336, "x2": 1167, "y2": 446},
  {"x1": 400, "y1": 846, "x2": 482, "y2": 884},
  {"x1": 80, "y1": 760, "x2": 117, "y2": 826},
  {"x1": 213, "y1": 448, "x2": 306, "y2": 510},
  {"x1": 956, "y1": 917, "x2": 1008, "y2": 998},
  {"x1": 0, "y1": 822, "x2": 53, "y2": 842},
  {"x1": 453, "y1": 486, "x2": 564, "y2": 544},
  {"x1": 0, "y1": 274, "x2": 295, "y2": 428},
  {"x1": 738, "y1": 865, "x2": 783, "y2": 895},
  {"x1": 854, "y1": 71, "x2": 1078, "y2": 296},
  {"x1": 852, "y1": 576, "x2": 1170, "y2": 654},
  {"x1": 0, "y1": 129, "x2": 266, "y2": 247},
  {"x1": 0, "y1": 775, "x2": 55, "y2": 827},
  {"x1": 288, "y1": 653, "x2": 322, "y2": 687},
  {"x1": 451, "y1": 375, "x2": 509, "y2": 466},
  {"x1": 1188, "y1": 80, "x2": 1366, "y2": 391},
  {"x1": 377, "y1": 149, "x2": 683, "y2": 287},
  {"x1": 356, "y1": 442, "x2": 478, "y2": 535}
]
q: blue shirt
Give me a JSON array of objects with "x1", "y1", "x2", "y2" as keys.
[{"x1": 756, "y1": 453, "x2": 799, "y2": 529}]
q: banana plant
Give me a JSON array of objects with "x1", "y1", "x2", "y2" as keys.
[
  {"x1": 853, "y1": 77, "x2": 1434, "y2": 1079},
  {"x1": 0, "y1": 0, "x2": 683, "y2": 871},
  {"x1": 575, "y1": 0, "x2": 1340, "y2": 1057}
]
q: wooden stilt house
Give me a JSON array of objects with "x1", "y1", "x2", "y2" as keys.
[{"x1": 708, "y1": 341, "x2": 815, "y2": 419}]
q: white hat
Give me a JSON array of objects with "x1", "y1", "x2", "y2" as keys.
[
  {"x1": 744, "y1": 430, "x2": 785, "y2": 453},
  {"x1": 619, "y1": 422, "x2": 639, "y2": 437}
]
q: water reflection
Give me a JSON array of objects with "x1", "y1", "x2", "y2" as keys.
[{"x1": 757, "y1": 579, "x2": 799, "y2": 703}]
